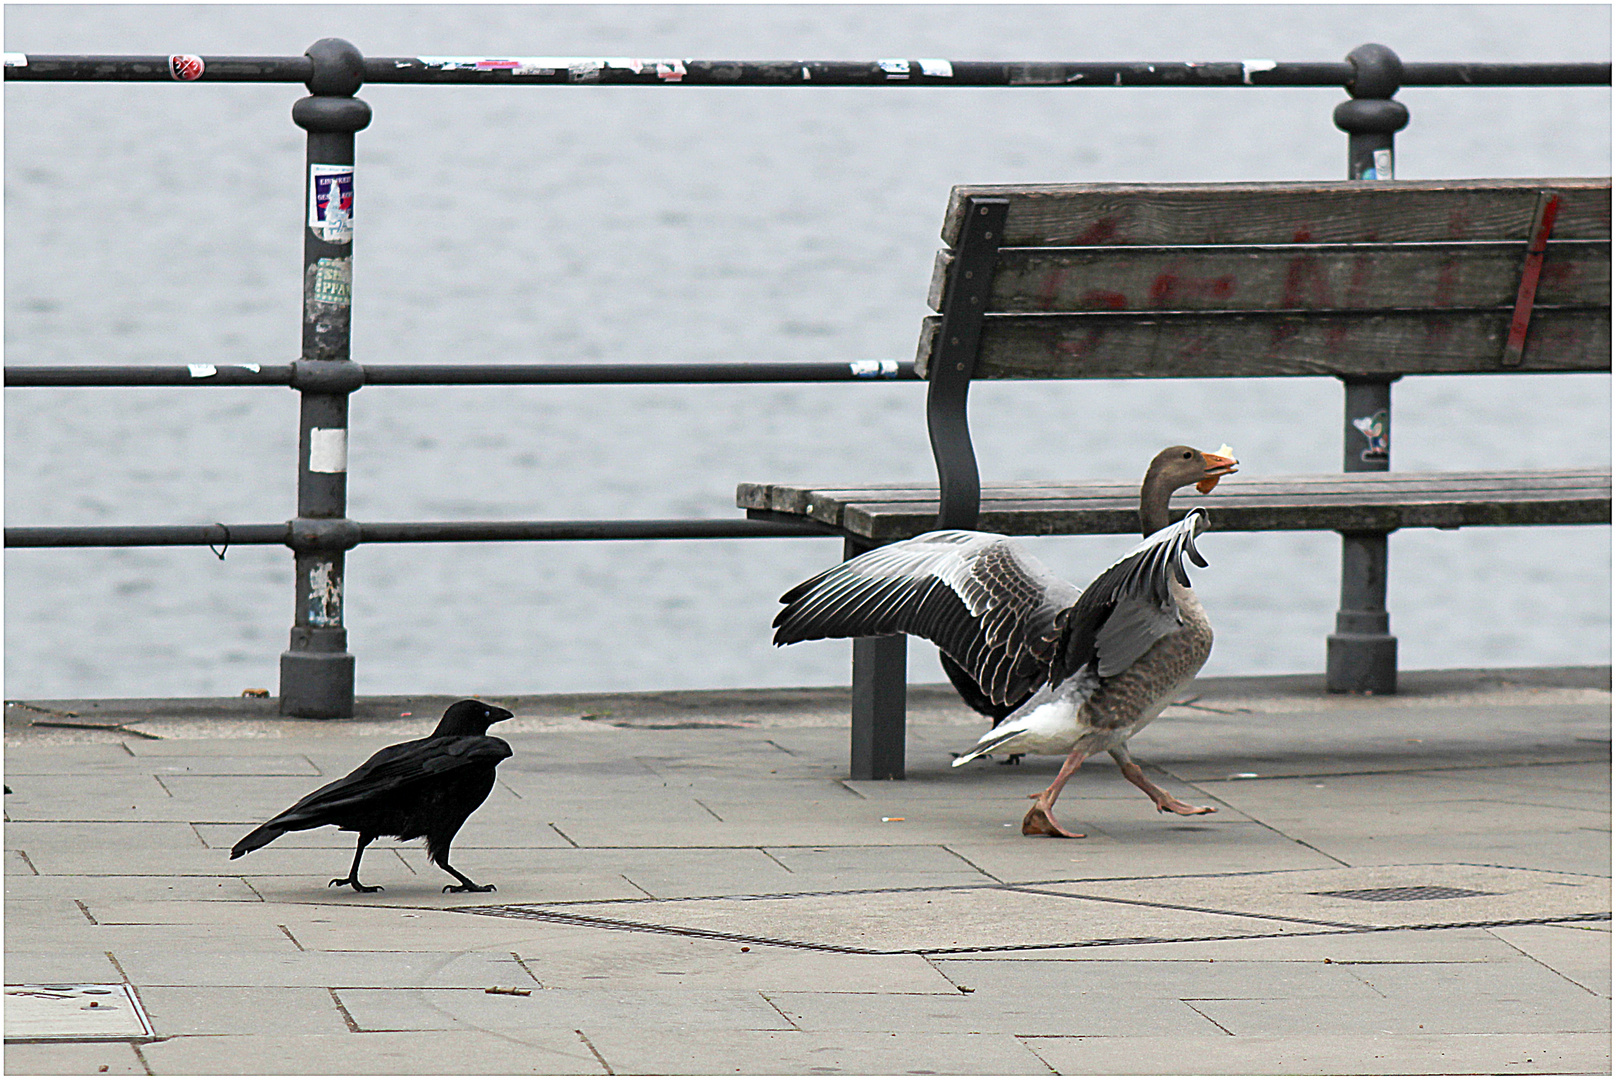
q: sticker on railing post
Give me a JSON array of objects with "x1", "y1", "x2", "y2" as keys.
[
  {"x1": 311, "y1": 257, "x2": 352, "y2": 307},
  {"x1": 308, "y1": 165, "x2": 354, "y2": 244},
  {"x1": 1352, "y1": 410, "x2": 1389, "y2": 461},
  {"x1": 308, "y1": 427, "x2": 348, "y2": 473},
  {"x1": 308, "y1": 561, "x2": 343, "y2": 627}
]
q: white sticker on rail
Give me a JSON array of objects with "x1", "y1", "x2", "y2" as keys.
[
  {"x1": 1241, "y1": 59, "x2": 1277, "y2": 84},
  {"x1": 309, "y1": 428, "x2": 348, "y2": 474}
]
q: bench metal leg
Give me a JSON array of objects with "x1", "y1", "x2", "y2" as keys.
[
  {"x1": 1327, "y1": 530, "x2": 1397, "y2": 693},
  {"x1": 850, "y1": 633, "x2": 907, "y2": 780},
  {"x1": 843, "y1": 535, "x2": 906, "y2": 779}
]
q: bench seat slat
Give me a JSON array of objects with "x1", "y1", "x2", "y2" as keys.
[
  {"x1": 738, "y1": 470, "x2": 1612, "y2": 540},
  {"x1": 941, "y1": 178, "x2": 1613, "y2": 248},
  {"x1": 745, "y1": 469, "x2": 1609, "y2": 501},
  {"x1": 916, "y1": 307, "x2": 1611, "y2": 378},
  {"x1": 928, "y1": 241, "x2": 1612, "y2": 314}
]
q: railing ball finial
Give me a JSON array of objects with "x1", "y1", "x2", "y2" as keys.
[
  {"x1": 1334, "y1": 43, "x2": 1408, "y2": 182},
  {"x1": 1344, "y1": 42, "x2": 1404, "y2": 99},
  {"x1": 304, "y1": 37, "x2": 365, "y2": 97}
]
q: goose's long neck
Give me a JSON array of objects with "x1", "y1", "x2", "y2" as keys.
[{"x1": 1139, "y1": 469, "x2": 1176, "y2": 537}]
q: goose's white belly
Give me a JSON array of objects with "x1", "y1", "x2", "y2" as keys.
[{"x1": 983, "y1": 695, "x2": 1084, "y2": 756}]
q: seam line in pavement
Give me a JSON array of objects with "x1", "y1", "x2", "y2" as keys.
[{"x1": 449, "y1": 904, "x2": 1612, "y2": 956}]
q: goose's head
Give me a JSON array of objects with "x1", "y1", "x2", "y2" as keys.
[{"x1": 1147, "y1": 444, "x2": 1239, "y2": 495}]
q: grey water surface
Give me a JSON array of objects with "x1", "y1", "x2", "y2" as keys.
[{"x1": 5, "y1": 4, "x2": 1610, "y2": 699}]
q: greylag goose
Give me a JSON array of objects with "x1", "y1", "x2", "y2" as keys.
[{"x1": 773, "y1": 445, "x2": 1237, "y2": 838}]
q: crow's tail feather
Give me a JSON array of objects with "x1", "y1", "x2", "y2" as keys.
[{"x1": 229, "y1": 822, "x2": 287, "y2": 859}]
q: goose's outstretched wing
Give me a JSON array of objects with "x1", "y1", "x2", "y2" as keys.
[
  {"x1": 773, "y1": 530, "x2": 1082, "y2": 707},
  {"x1": 1052, "y1": 509, "x2": 1212, "y2": 688}
]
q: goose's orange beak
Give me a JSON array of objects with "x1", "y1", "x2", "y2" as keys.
[{"x1": 1196, "y1": 448, "x2": 1239, "y2": 494}]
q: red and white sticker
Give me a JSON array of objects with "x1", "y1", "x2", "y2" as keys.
[{"x1": 169, "y1": 54, "x2": 204, "y2": 81}]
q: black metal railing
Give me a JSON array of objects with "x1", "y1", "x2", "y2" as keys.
[
  {"x1": 6, "y1": 39, "x2": 1609, "y2": 717},
  {"x1": 7, "y1": 51, "x2": 1607, "y2": 87}
]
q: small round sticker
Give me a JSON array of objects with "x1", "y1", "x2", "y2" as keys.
[{"x1": 169, "y1": 54, "x2": 204, "y2": 81}]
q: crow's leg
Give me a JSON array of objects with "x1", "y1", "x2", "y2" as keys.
[
  {"x1": 1109, "y1": 747, "x2": 1216, "y2": 815},
  {"x1": 1022, "y1": 748, "x2": 1090, "y2": 838},
  {"x1": 329, "y1": 834, "x2": 383, "y2": 893},
  {"x1": 438, "y1": 859, "x2": 495, "y2": 894},
  {"x1": 431, "y1": 843, "x2": 495, "y2": 893}
]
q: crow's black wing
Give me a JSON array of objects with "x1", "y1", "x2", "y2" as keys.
[{"x1": 231, "y1": 735, "x2": 512, "y2": 856}]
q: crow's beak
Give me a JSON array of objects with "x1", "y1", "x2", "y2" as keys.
[{"x1": 1196, "y1": 446, "x2": 1239, "y2": 494}]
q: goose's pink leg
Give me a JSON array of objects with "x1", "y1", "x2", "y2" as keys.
[
  {"x1": 1110, "y1": 747, "x2": 1216, "y2": 815},
  {"x1": 1022, "y1": 748, "x2": 1090, "y2": 838}
]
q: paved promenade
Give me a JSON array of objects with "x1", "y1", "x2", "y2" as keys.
[{"x1": 4, "y1": 666, "x2": 1610, "y2": 1075}]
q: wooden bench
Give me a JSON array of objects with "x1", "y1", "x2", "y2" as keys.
[{"x1": 739, "y1": 177, "x2": 1612, "y2": 779}]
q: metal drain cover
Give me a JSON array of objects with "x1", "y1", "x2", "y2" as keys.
[
  {"x1": 4, "y1": 984, "x2": 153, "y2": 1041},
  {"x1": 1314, "y1": 886, "x2": 1497, "y2": 902}
]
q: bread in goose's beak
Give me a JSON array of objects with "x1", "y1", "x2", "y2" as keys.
[{"x1": 1196, "y1": 445, "x2": 1239, "y2": 494}]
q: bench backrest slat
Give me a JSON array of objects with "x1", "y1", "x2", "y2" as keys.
[
  {"x1": 941, "y1": 177, "x2": 1613, "y2": 247},
  {"x1": 918, "y1": 178, "x2": 1613, "y2": 380},
  {"x1": 927, "y1": 241, "x2": 1611, "y2": 314},
  {"x1": 918, "y1": 307, "x2": 1610, "y2": 379}
]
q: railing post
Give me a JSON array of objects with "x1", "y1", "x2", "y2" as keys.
[
  {"x1": 1327, "y1": 43, "x2": 1405, "y2": 694},
  {"x1": 279, "y1": 38, "x2": 371, "y2": 718}
]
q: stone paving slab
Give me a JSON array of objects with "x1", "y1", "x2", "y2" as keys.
[
  {"x1": 1021, "y1": 1032, "x2": 1613, "y2": 1075},
  {"x1": 611, "y1": 1028, "x2": 1060, "y2": 1074},
  {"x1": 336, "y1": 984, "x2": 795, "y2": 1032},
  {"x1": 2, "y1": 874, "x2": 260, "y2": 903},
  {"x1": 133, "y1": 985, "x2": 353, "y2": 1037},
  {"x1": 765, "y1": 988, "x2": 1229, "y2": 1038},
  {"x1": 3, "y1": 1039, "x2": 148, "y2": 1076},
  {"x1": 4, "y1": 667, "x2": 1609, "y2": 1075},
  {"x1": 135, "y1": 1029, "x2": 602, "y2": 1075}
]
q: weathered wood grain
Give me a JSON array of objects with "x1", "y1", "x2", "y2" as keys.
[
  {"x1": 738, "y1": 470, "x2": 1612, "y2": 541},
  {"x1": 915, "y1": 307, "x2": 1611, "y2": 378},
  {"x1": 925, "y1": 241, "x2": 1612, "y2": 314},
  {"x1": 941, "y1": 178, "x2": 1613, "y2": 248}
]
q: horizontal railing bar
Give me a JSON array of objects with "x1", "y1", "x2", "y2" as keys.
[
  {"x1": 5, "y1": 365, "x2": 295, "y2": 387},
  {"x1": 4, "y1": 517, "x2": 839, "y2": 548},
  {"x1": 356, "y1": 519, "x2": 837, "y2": 541},
  {"x1": 5, "y1": 524, "x2": 290, "y2": 548},
  {"x1": 358, "y1": 361, "x2": 920, "y2": 385},
  {"x1": 3, "y1": 361, "x2": 919, "y2": 388},
  {"x1": 5, "y1": 54, "x2": 1609, "y2": 87}
]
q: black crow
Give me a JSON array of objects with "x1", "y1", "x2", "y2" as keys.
[{"x1": 230, "y1": 699, "x2": 514, "y2": 893}]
